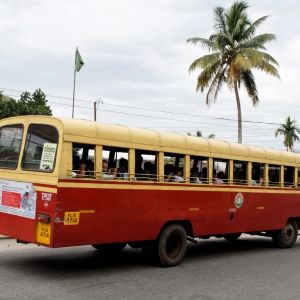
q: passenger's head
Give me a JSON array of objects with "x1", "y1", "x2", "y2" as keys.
[
  {"x1": 218, "y1": 171, "x2": 225, "y2": 179},
  {"x1": 79, "y1": 159, "x2": 87, "y2": 167},
  {"x1": 164, "y1": 164, "x2": 174, "y2": 175},
  {"x1": 200, "y1": 167, "x2": 207, "y2": 180},
  {"x1": 119, "y1": 158, "x2": 128, "y2": 171},
  {"x1": 176, "y1": 167, "x2": 183, "y2": 176},
  {"x1": 102, "y1": 160, "x2": 109, "y2": 171}
]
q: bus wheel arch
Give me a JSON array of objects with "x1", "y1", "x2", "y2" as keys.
[
  {"x1": 272, "y1": 218, "x2": 298, "y2": 248},
  {"x1": 157, "y1": 223, "x2": 187, "y2": 267}
]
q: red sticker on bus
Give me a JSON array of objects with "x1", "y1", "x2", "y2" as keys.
[{"x1": 2, "y1": 191, "x2": 20, "y2": 208}]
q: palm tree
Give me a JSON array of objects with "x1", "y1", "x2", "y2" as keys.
[
  {"x1": 187, "y1": 130, "x2": 215, "y2": 139},
  {"x1": 187, "y1": 1, "x2": 280, "y2": 143},
  {"x1": 275, "y1": 117, "x2": 300, "y2": 151}
]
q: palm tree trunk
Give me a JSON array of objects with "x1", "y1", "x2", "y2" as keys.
[{"x1": 234, "y1": 80, "x2": 242, "y2": 143}]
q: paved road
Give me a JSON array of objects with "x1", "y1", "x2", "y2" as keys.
[{"x1": 0, "y1": 235, "x2": 299, "y2": 300}]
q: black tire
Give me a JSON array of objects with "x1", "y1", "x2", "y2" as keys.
[
  {"x1": 224, "y1": 233, "x2": 242, "y2": 241},
  {"x1": 92, "y1": 242, "x2": 127, "y2": 254},
  {"x1": 157, "y1": 223, "x2": 187, "y2": 267},
  {"x1": 272, "y1": 219, "x2": 298, "y2": 248}
]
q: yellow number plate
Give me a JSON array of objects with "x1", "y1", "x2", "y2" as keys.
[
  {"x1": 36, "y1": 222, "x2": 51, "y2": 245},
  {"x1": 64, "y1": 212, "x2": 80, "y2": 225}
]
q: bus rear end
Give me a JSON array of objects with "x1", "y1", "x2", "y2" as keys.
[{"x1": 0, "y1": 116, "x2": 60, "y2": 247}]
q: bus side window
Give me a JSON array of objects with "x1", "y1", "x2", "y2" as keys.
[
  {"x1": 103, "y1": 146, "x2": 128, "y2": 180},
  {"x1": 135, "y1": 150, "x2": 157, "y2": 181},
  {"x1": 213, "y1": 159, "x2": 229, "y2": 184},
  {"x1": 269, "y1": 164, "x2": 281, "y2": 187},
  {"x1": 190, "y1": 156, "x2": 208, "y2": 184},
  {"x1": 251, "y1": 162, "x2": 263, "y2": 186},
  {"x1": 233, "y1": 160, "x2": 247, "y2": 185},
  {"x1": 284, "y1": 166, "x2": 295, "y2": 187},
  {"x1": 72, "y1": 143, "x2": 95, "y2": 178},
  {"x1": 164, "y1": 153, "x2": 184, "y2": 183}
]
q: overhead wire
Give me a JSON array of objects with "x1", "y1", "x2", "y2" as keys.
[{"x1": 0, "y1": 87, "x2": 281, "y2": 126}]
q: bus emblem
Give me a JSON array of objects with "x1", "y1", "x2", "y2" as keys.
[{"x1": 235, "y1": 193, "x2": 244, "y2": 208}]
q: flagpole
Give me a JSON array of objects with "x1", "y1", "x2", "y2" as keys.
[{"x1": 72, "y1": 47, "x2": 77, "y2": 118}]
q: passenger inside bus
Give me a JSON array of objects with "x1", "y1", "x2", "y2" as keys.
[
  {"x1": 118, "y1": 158, "x2": 128, "y2": 180},
  {"x1": 213, "y1": 169, "x2": 224, "y2": 184},
  {"x1": 102, "y1": 160, "x2": 117, "y2": 179},
  {"x1": 166, "y1": 167, "x2": 184, "y2": 182},
  {"x1": 135, "y1": 153, "x2": 147, "y2": 179},
  {"x1": 165, "y1": 164, "x2": 174, "y2": 181},
  {"x1": 199, "y1": 167, "x2": 208, "y2": 183},
  {"x1": 72, "y1": 159, "x2": 87, "y2": 178}
]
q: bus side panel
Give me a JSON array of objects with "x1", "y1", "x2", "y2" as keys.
[
  {"x1": 155, "y1": 187, "x2": 233, "y2": 237},
  {"x1": 52, "y1": 182, "x2": 160, "y2": 247},
  {"x1": 51, "y1": 182, "x2": 300, "y2": 248}
]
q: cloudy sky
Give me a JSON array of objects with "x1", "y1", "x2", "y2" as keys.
[{"x1": 0, "y1": 0, "x2": 299, "y2": 151}]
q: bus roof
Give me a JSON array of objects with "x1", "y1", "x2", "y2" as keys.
[{"x1": 2, "y1": 115, "x2": 300, "y2": 165}]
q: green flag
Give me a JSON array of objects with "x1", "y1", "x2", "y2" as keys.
[{"x1": 75, "y1": 49, "x2": 84, "y2": 72}]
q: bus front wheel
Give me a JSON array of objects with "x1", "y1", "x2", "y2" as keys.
[
  {"x1": 158, "y1": 223, "x2": 187, "y2": 267},
  {"x1": 272, "y1": 219, "x2": 298, "y2": 248},
  {"x1": 92, "y1": 242, "x2": 127, "y2": 254}
]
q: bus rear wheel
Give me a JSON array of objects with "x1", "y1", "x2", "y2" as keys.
[
  {"x1": 92, "y1": 242, "x2": 127, "y2": 254},
  {"x1": 272, "y1": 219, "x2": 298, "y2": 248},
  {"x1": 157, "y1": 223, "x2": 187, "y2": 267}
]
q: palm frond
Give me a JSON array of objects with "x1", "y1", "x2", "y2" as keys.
[
  {"x1": 240, "y1": 16, "x2": 269, "y2": 40},
  {"x1": 239, "y1": 48, "x2": 264, "y2": 65},
  {"x1": 196, "y1": 63, "x2": 221, "y2": 92},
  {"x1": 188, "y1": 52, "x2": 221, "y2": 73},
  {"x1": 225, "y1": 1, "x2": 249, "y2": 34},
  {"x1": 240, "y1": 70, "x2": 259, "y2": 106},
  {"x1": 232, "y1": 15, "x2": 248, "y2": 40},
  {"x1": 213, "y1": 6, "x2": 227, "y2": 34},
  {"x1": 233, "y1": 52, "x2": 253, "y2": 71},
  {"x1": 206, "y1": 66, "x2": 227, "y2": 106},
  {"x1": 240, "y1": 34, "x2": 276, "y2": 53},
  {"x1": 255, "y1": 60, "x2": 280, "y2": 79},
  {"x1": 260, "y1": 52, "x2": 279, "y2": 66},
  {"x1": 186, "y1": 37, "x2": 215, "y2": 50}
]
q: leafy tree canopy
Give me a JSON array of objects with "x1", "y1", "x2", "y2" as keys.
[
  {"x1": 187, "y1": 1, "x2": 279, "y2": 143},
  {"x1": 275, "y1": 116, "x2": 300, "y2": 151},
  {"x1": 187, "y1": 130, "x2": 215, "y2": 139},
  {"x1": 0, "y1": 89, "x2": 52, "y2": 119}
]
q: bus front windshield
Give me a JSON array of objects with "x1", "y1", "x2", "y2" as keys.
[
  {"x1": 21, "y1": 124, "x2": 59, "y2": 172},
  {"x1": 0, "y1": 124, "x2": 24, "y2": 169}
]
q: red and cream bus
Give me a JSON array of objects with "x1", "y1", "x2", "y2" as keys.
[{"x1": 0, "y1": 115, "x2": 299, "y2": 267}]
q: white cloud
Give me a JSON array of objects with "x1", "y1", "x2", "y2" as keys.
[{"x1": 0, "y1": 0, "x2": 299, "y2": 150}]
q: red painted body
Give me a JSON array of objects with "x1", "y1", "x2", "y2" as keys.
[{"x1": 0, "y1": 179, "x2": 299, "y2": 247}]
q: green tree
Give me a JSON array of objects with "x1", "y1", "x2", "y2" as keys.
[
  {"x1": 187, "y1": 130, "x2": 215, "y2": 139},
  {"x1": 187, "y1": 1, "x2": 279, "y2": 143},
  {"x1": 275, "y1": 116, "x2": 300, "y2": 151},
  {"x1": 18, "y1": 89, "x2": 52, "y2": 116},
  {"x1": 0, "y1": 89, "x2": 52, "y2": 120}
]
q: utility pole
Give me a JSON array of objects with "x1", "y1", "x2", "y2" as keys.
[{"x1": 94, "y1": 99, "x2": 103, "y2": 121}]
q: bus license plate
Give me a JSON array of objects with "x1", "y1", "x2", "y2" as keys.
[
  {"x1": 36, "y1": 222, "x2": 51, "y2": 245},
  {"x1": 64, "y1": 212, "x2": 80, "y2": 225}
]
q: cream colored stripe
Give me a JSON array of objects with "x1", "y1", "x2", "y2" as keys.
[
  {"x1": 79, "y1": 210, "x2": 95, "y2": 213},
  {"x1": 58, "y1": 182, "x2": 300, "y2": 194},
  {"x1": 189, "y1": 208, "x2": 199, "y2": 211},
  {"x1": 257, "y1": 207, "x2": 265, "y2": 210},
  {"x1": 34, "y1": 186, "x2": 57, "y2": 193}
]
